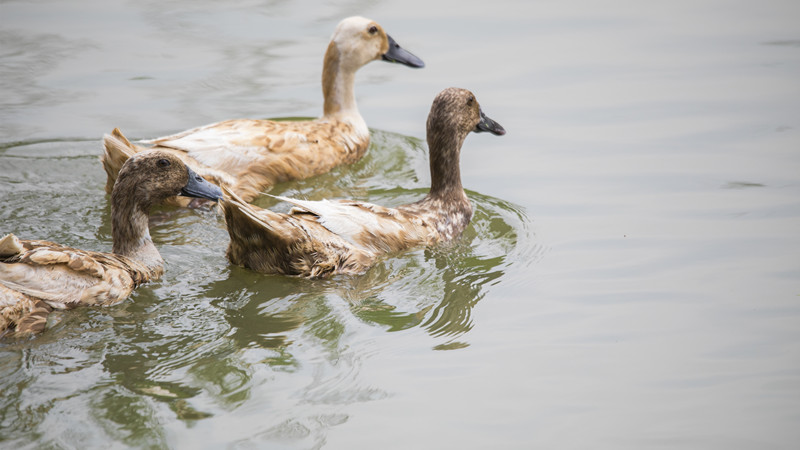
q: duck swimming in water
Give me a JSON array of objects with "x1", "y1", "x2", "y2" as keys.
[
  {"x1": 101, "y1": 16, "x2": 424, "y2": 207},
  {"x1": 220, "y1": 87, "x2": 505, "y2": 278},
  {"x1": 0, "y1": 151, "x2": 223, "y2": 338}
]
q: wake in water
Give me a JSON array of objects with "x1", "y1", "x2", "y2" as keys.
[{"x1": 0, "y1": 128, "x2": 545, "y2": 446}]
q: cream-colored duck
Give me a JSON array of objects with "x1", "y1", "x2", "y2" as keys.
[
  {"x1": 220, "y1": 87, "x2": 506, "y2": 278},
  {"x1": 101, "y1": 16, "x2": 424, "y2": 207},
  {"x1": 0, "y1": 151, "x2": 223, "y2": 338}
]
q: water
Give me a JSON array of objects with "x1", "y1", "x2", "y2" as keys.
[{"x1": 1, "y1": 0, "x2": 799, "y2": 448}]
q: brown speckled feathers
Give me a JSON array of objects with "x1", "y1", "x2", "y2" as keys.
[
  {"x1": 0, "y1": 235, "x2": 152, "y2": 338},
  {"x1": 1, "y1": 151, "x2": 222, "y2": 338},
  {"x1": 220, "y1": 87, "x2": 506, "y2": 278},
  {"x1": 101, "y1": 16, "x2": 424, "y2": 206}
]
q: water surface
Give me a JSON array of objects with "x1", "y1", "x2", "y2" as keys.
[{"x1": 1, "y1": 0, "x2": 799, "y2": 448}]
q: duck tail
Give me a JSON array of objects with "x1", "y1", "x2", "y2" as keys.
[
  {"x1": 101, "y1": 128, "x2": 143, "y2": 194},
  {"x1": 220, "y1": 186, "x2": 304, "y2": 273},
  {"x1": 219, "y1": 186, "x2": 278, "y2": 234}
]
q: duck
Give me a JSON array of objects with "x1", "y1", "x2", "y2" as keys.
[
  {"x1": 219, "y1": 87, "x2": 506, "y2": 278},
  {"x1": 101, "y1": 16, "x2": 425, "y2": 207},
  {"x1": 0, "y1": 150, "x2": 223, "y2": 338}
]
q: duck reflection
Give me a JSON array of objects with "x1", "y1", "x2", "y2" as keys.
[
  {"x1": 90, "y1": 192, "x2": 534, "y2": 437},
  {"x1": 205, "y1": 268, "x2": 327, "y2": 352},
  {"x1": 337, "y1": 192, "x2": 535, "y2": 349},
  {"x1": 215, "y1": 191, "x2": 534, "y2": 351},
  {"x1": 98, "y1": 326, "x2": 224, "y2": 426}
]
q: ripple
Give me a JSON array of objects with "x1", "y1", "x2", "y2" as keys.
[
  {"x1": 338, "y1": 190, "x2": 541, "y2": 346},
  {"x1": 0, "y1": 126, "x2": 541, "y2": 444}
]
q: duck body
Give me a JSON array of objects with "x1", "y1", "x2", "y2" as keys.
[
  {"x1": 0, "y1": 236, "x2": 150, "y2": 336},
  {"x1": 1, "y1": 151, "x2": 222, "y2": 338},
  {"x1": 222, "y1": 192, "x2": 438, "y2": 277},
  {"x1": 102, "y1": 16, "x2": 424, "y2": 206},
  {"x1": 221, "y1": 87, "x2": 506, "y2": 278}
]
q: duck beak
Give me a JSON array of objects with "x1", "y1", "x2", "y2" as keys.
[
  {"x1": 381, "y1": 34, "x2": 425, "y2": 68},
  {"x1": 474, "y1": 110, "x2": 506, "y2": 136},
  {"x1": 180, "y1": 166, "x2": 223, "y2": 201}
]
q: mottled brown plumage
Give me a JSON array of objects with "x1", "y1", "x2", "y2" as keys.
[
  {"x1": 1, "y1": 151, "x2": 222, "y2": 338},
  {"x1": 221, "y1": 88, "x2": 506, "y2": 278},
  {"x1": 101, "y1": 16, "x2": 424, "y2": 207}
]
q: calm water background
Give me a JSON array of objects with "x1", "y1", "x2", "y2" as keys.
[{"x1": 2, "y1": 0, "x2": 799, "y2": 448}]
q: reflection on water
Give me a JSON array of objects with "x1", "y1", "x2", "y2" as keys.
[
  {"x1": 0, "y1": 123, "x2": 537, "y2": 446},
  {"x1": 207, "y1": 270, "x2": 327, "y2": 351},
  {"x1": 340, "y1": 191, "x2": 537, "y2": 349},
  {"x1": 7, "y1": 0, "x2": 798, "y2": 446}
]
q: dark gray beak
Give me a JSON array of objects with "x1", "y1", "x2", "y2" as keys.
[
  {"x1": 180, "y1": 166, "x2": 223, "y2": 201},
  {"x1": 381, "y1": 34, "x2": 425, "y2": 68},
  {"x1": 474, "y1": 110, "x2": 506, "y2": 136}
]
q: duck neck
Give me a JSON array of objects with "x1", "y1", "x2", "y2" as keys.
[
  {"x1": 111, "y1": 187, "x2": 163, "y2": 276},
  {"x1": 427, "y1": 128, "x2": 467, "y2": 201},
  {"x1": 321, "y1": 41, "x2": 360, "y2": 119}
]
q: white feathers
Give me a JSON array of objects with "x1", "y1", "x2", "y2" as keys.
[
  {"x1": 331, "y1": 16, "x2": 373, "y2": 46},
  {"x1": 0, "y1": 234, "x2": 23, "y2": 258},
  {"x1": 146, "y1": 124, "x2": 263, "y2": 171},
  {"x1": 270, "y1": 195, "x2": 380, "y2": 248},
  {"x1": 0, "y1": 261, "x2": 102, "y2": 309}
]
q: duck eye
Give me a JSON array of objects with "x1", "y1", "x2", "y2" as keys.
[
  {"x1": 157, "y1": 158, "x2": 171, "y2": 168},
  {"x1": 467, "y1": 96, "x2": 474, "y2": 106},
  {"x1": 368, "y1": 25, "x2": 378, "y2": 35}
]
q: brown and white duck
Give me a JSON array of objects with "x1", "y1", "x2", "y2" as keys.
[
  {"x1": 101, "y1": 16, "x2": 424, "y2": 207},
  {"x1": 220, "y1": 87, "x2": 506, "y2": 278},
  {"x1": 0, "y1": 151, "x2": 223, "y2": 338}
]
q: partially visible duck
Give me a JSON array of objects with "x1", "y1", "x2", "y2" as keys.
[
  {"x1": 102, "y1": 16, "x2": 425, "y2": 207},
  {"x1": 220, "y1": 87, "x2": 506, "y2": 278},
  {"x1": 0, "y1": 151, "x2": 223, "y2": 338}
]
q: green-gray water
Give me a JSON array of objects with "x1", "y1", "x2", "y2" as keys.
[{"x1": 1, "y1": 1, "x2": 799, "y2": 448}]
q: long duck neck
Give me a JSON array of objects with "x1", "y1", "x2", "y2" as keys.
[
  {"x1": 426, "y1": 126, "x2": 468, "y2": 203},
  {"x1": 411, "y1": 126, "x2": 472, "y2": 241},
  {"x1": 321, "y1": 41, "x2": 360, "y2": 119},
  {"x1": 110, "y1": 185, "x2": 164, "y2": 278}
]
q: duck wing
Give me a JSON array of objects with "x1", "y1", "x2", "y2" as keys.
[
  {"x1": 0, "y1": 234, "x2": 141, "y2": 310},
  {"x1": 146, "y1": 119, "x2": 348, "y2": 172},
  {"x1": 220, "y1": 188, "x2": 377, "y2": 277},
  {"x1": 146, "y1": 118, "x2": 369, "y2": 203},
  {"x1": 271, "y1": 195, "x2": 431, "y2": 253}
]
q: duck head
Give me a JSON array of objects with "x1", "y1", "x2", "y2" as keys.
[
  {"x1": 330, "y1": 16, "x2": 424, "y2": 70},
  {"x1": 427, "y1": 87, "x2": 506, "y2": 144},
  {"x1": 110, "y1": 150, "x2": 222, "y2": 263},
  {"x1": 114, "y1": 150, "x2": 223, "y2": 207},
  {"x1": 425, "y1": 88, "x2": 505, "y2": 196}
]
